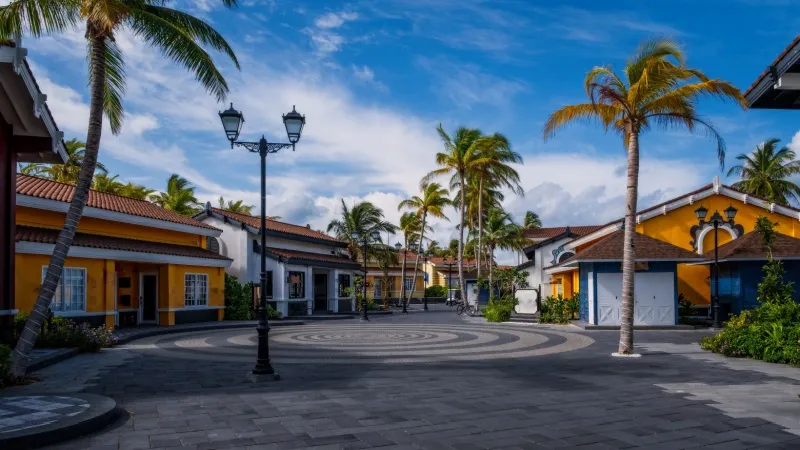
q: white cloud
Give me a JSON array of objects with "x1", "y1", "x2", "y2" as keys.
[
  {"x1": 352, "y1": 64, "x2": 386, "y2": 91},
  {"x1": 788, "y1": 130, "x2": 800, "y2": 153},
  {"x1": 314, "y1": 11, "x2": 359, "y2": 29},
  {"x1": 304, "y1": 10, "x2": 360, "y2": 55},
  {"x1": 416, "y1": 56, "x2": 527, "y2": 109}
]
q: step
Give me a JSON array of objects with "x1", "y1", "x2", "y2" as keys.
[{"x1": 508, "y1": 313, "x2": 539, "y2": 324}]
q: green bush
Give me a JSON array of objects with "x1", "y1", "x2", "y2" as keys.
[
  {"x1": 266, "y1": 305, "x2": 282, "y2": 320},
  {"x1": 484, "y1": 295, "x2": 517, "y2": 322},
  {"x1": 224, "y1": 274, "x2": 254, "y2": 321},
  {"x1": 425, "y1": 285, "x2": 448, "y2": 298},
  {"x1": 11, "y1": 311, "x2": 116, "y2": 352},
  {"x1": 0, "y1": 344, "x2": 10, "y2": 386},
  {"x1": 539, "y1": 294, "x2": 578, "y2": 324}
]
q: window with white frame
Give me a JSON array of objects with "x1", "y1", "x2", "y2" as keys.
[
  {"x1": 41, "y1": 267, "x2": 86, "y2": 312},
  {"x1": 184, "y1": 274, "x2": 208, "y2": 306},
  {"x1": 288, "y1": 271, "x2": 305, "y2": 299},
  {"x1": 373, "y1": 279, "x2": 382, "y2": 298},
  {"x1": 404, "y1": 277, "x2": 415, "y2": 292}
]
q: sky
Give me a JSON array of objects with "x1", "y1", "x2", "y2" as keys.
[{"x1": 10, "y1": 0, "x2": 800, "y2": 262}]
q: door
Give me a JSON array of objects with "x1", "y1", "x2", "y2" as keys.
[
  {"x1": 314, "y1": 273, "x2": 328, "y2": 312},
  {"x1": 140, "y1": 273, "x2": 158, "y2": 324},
  {"x1": 634, "y1": 272, "x2": 674, "y2": 326},
  {"x1": 596, "y1": 273, "x2": 622, "y2": 325}
]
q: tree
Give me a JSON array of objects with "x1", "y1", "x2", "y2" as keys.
[
  {"x1": 543, "y1": 37, "x2": 745, "y2": 355},
  {"x1": 523, "y1": 211, "x2": 542, "y2": 229},
  {"x1": 20, "y1": 138, "x2": 107, "y2": 183},
  {"x1": 327, "y1": 200, "x2": 398, "y2": 262},
  {"x1": 2, "y1": 0, "x2": 239, "y2": 377},
  {"x1": 424, "y1": 125, "x2": 487, "y2": 305},
  {"x1": 481, "y1": 209, "x2": 528, "y2": 293},
  {"x1": 150, "y1": 174, "x2": 201, "y2": 217},
  {"x1": 399, "y1": 182, "x2": 450, "y2": 300},
  {"x1": 119, "y1": 182, "x2": 155, "y2": 201},
  {"x1": 92, "y1": 173, "x2": 123, "y2": 194},
  {"x1": 397, "y1": 212, "x2": 427, "y2": 306},
  {"x1": 373, "y1": 245, "x2": 399, "y2": 307},
  {"x1": 727, "y1": 138, "x2": 800, "y2": 207},
  {"x1": 218, "y1": 196, "x2": 254, "y2": 215}
]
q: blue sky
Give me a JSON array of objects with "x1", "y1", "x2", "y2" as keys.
[{"x1": 13, "y1": 0, "x2": 800, "y2": 258}]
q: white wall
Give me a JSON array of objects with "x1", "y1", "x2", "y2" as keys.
[
  {"x1": 523, "y1": 237, "x2": 573, "y2": 295},
  {"x1": 203, "y1": 216, "x2": 250, "y2": 281}
]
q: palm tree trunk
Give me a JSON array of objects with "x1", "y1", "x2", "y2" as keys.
[
  {"x1": 11, "y1": 35, "x2": 107, "y2": 377},
  {"x1": 458, "y1": 171, "x2": 467, "y2": 310},
  {"x1": 618, "y1": 129, "x2": 640, "y2": 355},
  {"x1": 476, "y1": 175, "x2": 483, "y2": 279},
  {"x1": 408, "y1": 211, "x2": 426, "y2": 300},
  {"x1": 488, "y1": 245, "x2": 494, "y2": 299},
  {"x1": 400, "y1": 237, "x2": 407, "y2": 305}
]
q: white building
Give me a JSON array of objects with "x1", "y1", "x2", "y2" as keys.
[{"x1": 195, "y1": 204, "x2": 359, "y2": 317}]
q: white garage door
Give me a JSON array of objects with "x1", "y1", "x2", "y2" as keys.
[{"x1": 596, "y1": 272, "x2": 675, "y2": 326}]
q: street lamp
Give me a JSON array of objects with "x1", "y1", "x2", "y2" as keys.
[
  {"x1": 695, "y1": 204, "x2": 738, "y2": 329},
  {"x1": 423, "y1": 249, "x2": 429, "y2": 311},
  {"x1": 218, "y1": 103, "x2": 305, "y2": 382},
  {"x1": 394, "y1": 242, "x2": 407, "y2": 312},
  {"x1": 353, "y1": 230, "x2": 381, "y2": 321},
  {"x1": 444, "y1": 256, "x2": 454, "y2": 304}
]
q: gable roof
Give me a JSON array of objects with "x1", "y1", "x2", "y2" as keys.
[
  {"x1": 16, "y1": 174, "x2": 219, "y2": 232},
  {"x1": 555, "y1": 230, "x2": 702, "y2": 268},
  {"x1": 265, "y1": 247, "x2": 360, "y2": 270},
  {"x1": 200, "y1": 206, "x2": 345, "y2": 245},
  {"x1": 744, "y1": 34, "x2": 800, "y2": 109},
  {"x1": 703, "y1": 231, "x2": 800, "y2": 262},
  {"x1": 524, "y1": 225, "x2": 604, "y2": 240}
]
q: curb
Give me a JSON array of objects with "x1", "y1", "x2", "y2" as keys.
[
  {"x1": 27, "y1": 348, "x2": 79, "y2": 373},
  {"x1": 116, "y1": 320, "x2": 304, "y2": 345},
  {"x1": 286, "y1": 315, "x2": 354, "y2": 321},
  {"x1": 0, "y1": 394, "x2": 119, "y2": 450}
]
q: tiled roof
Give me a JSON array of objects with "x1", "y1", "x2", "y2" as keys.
[
  {"x1": 427, "y1": 256, "x2": 477, "y2": 266},
  {"x1": 15, "y1": 226, "x2": 230, "y2": 260},
  {"x1": 16, "y1": 174, "x2": 218, "y2": 231},
  {"x1": 207, "y1": 207, "x2": 343, "y2": 243},
  {"x1": 524, "y1": 225, "x2": 604, "y2": 240},
  {"x1": 705, "y1": 231, "x2": 800, "y2": 261},
  {"x1": 557, "y1": 231, "x2": 702, "y2": 266},
  {"x1": 744, "y1": 34, "x2": 800, "y2": 97},
  {"x1": 266, "y1": 247, "x2": 360, "y2": 269}
]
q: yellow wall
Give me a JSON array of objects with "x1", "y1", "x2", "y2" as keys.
[
  {"x1": 15, "y1": 254, "x2": 110, "y2": 316},
  {"x1": 366, "y1": 274, "x2": 424, "y2": 298},
  {"x1": 551, "y1": 270, "x2": 579, "y2": 298},
  {"x1": 16, "y1": 206, "x2": 205, "y2": 247}
]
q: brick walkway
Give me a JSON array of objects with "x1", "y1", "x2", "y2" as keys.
[{"x1": 9, "y1": 312, "x2": 800, "y2": 449}]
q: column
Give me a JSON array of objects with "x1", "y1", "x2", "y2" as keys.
[
  {"x1": 330, "y1": 269, "x2": 340, "y2": 313},
  {"x1": 104, "y1": 260, "x2": 116, "y2": 329},
  {"x1": 306, "y1": 266, "x2": 313, "y2": 315},
  {"x1": 274, "y1": 263, "x2": 287, "y2": 317}
]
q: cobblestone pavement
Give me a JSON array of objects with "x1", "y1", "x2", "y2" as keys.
[{"x1": 10, "y1": 312, "x2": 800, "y2": 450}]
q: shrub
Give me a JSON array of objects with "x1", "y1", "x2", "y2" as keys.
[
  {"x1": 224, "y1": 274, "x2": 254, "y2": 321},
  {"x1": 539, "y1": 294, "x2": 578, "y2": 324},
  {"x1": 10, "y1": 311, "x2": 116, "y2": 352},
  {"x1": 484, "y1": 295, "x2": 517, "y2": 322},
  {"x1": 0, "y1": 344, "x2": 10, "y2": 386},
  {"x1": 266, "y1": 305, "x2": 282, "y2": 320},
  {"x1": 678, "y1": 293, "x2": 694, "y2": 317},
  {"x1": 425, "y1": 285, "x2": 448, "y2": 298}
]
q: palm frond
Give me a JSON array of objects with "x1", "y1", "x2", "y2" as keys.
[
  {"x1": 88, "y1": 36, "x2": 126, "y2": 134},
  {"x1": 0, "y1": 0, "x2": 81, "y2": 39},
  {"x1": 543, "y1": 103, "x2": 621, "y2": 140}
]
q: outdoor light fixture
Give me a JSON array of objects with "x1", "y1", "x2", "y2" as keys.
[
  {"x1": 395, "y1": 242, "x2": 402, "y2": 250},
  {"x1": 694, "y1": 204, "x2": 739, "y2": 329},
  {"x1": 216, "y1": 102, "x2": 305, "y2": 382},
  {"x1": 724, "y1": 205, "x2": 738, "y2": 221},
  {"x1": 694, "y1": 205, "x2": 709, "y2": 221}
]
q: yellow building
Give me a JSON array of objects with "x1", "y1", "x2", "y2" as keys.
[
  {"x1": 13, "y1": 175, "x2": 231, "y2": 328},
  {"x1": 421, "y1": 256, "x2": 477, "y2": 289},
  {"x1": 363, "y1": 250, "x2": 425, "y2": 300},
  {"x1": 538, "y1": 177, "x2": 800, "y2": 326}
]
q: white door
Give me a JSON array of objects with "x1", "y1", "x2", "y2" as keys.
[
  {"x1": 634, "y1": 272, "x2": 674, "y2": 326},
  {"x1": 597, "y1": 273, "x2": 622, "y2": 325}
]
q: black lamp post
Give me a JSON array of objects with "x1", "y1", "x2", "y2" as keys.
[
  {"x1": 218, "y1": 103, "x2": 305, "y2": 381},
  {"x1": 444, "y1": 256, "x2": 453, "y2": 303},
  {"x1": 423, "y1": 249, "x2": 429, "y2": 311},
  {"x1": 353, "y1": 230, "x2": 381, "y2": 321},
  {"x1": 394, "y1": 242, "x2": 406, "y2": 312},
  {"x1": 695, "y1": 204, "x2": 738, "y2": 329}
]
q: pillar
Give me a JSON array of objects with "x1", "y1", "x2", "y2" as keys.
[{"x1": 104, "y1": 260, "x2": 116, "y2": 329}]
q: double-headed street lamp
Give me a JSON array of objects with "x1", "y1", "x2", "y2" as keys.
[
  {"x1": 218, "y1": 103, "x2": 305, "y2": 381},
  {"x1": 353, "y1": 230, "x2": 381, "y2": 321},
  {"x1": 443, "y1": 256, "x2": 454, "y2": 302},
  {"x1": 694, "y1": 204, "x2": 738, "y2": 329},
  {"x1": 422, "y1": 249, "x2": 430, "y2": 311}
]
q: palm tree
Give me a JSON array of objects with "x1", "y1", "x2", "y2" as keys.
[
  {"x1": 150, "y1": 174, "x2": 201, "y2": 217},
  {"x1": 399, "y1": 182, "x2": 450, "y2": 300},
  {"x1": 397, "y1": 212, "x2": 427, "y2": 305},
  {"x1": 424, "y1": 125, "x2": 487, "y2": 304},
  {"x1": 482, "y1": 209, "x2": 528, "y2": 293},
  {"x1": 523, "y1": 211, "x2": 542, "y2": 229},
  {"x1": 427, "y1": 240, "x2": 442, "y2": 256},
  {"x1": 3, "y1": 0, "x2": 239, "y2": 376},
  {"x1": 543, "y1": 37, "x2": 745, "y2": 355},
  {"x1": 373, "y1": 245, "x2": 399, "y2": 307},
  {"x1": 727, "y1": 138, "x2": 800, "y2": 206},
  {"x1": 327, "y1": 200, "x2": 398, "y2": 262},
  {"x1": 20, "y1": 139, "x2": 107, "y2": 183},
  {"x1": 92, "y1": 173, "x2": 123, "y2": 194},
  {"x1": 218, "y1": 196, "x2": 254, "y2": 215},
  {"x1": 119, "y1": 182, "x2": 155, "y2": 201}
]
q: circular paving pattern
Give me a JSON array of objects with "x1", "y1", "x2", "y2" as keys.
[
  {"x1": 0, "y1": 396, "x2": 89, "y2": 433},
  {"x1": 126, "y1": 324, "x2": 594, "y2": 364}
]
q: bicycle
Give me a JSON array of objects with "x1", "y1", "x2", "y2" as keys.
[{"x1": 456, "y1": 302, "x2": 475, "y2": 316}]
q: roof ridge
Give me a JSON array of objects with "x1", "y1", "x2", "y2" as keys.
[
  {"x1": 210, "y1": 206, "x2": 314, "y2": 229},
  {"x1": 17, "y1": 173, "x2": 157, "y2": 205}
]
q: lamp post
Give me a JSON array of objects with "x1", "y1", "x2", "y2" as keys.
[
  {"x1": 353, "y1": 230, "x2": 381, "y2": 321},
  {"x1": 444, "y1": 256, "x2": 453, "y2": 303},
  {"x1": 218, "y1": 103, "x2": 305, "y2": 381},
  {"x1": 694, "y1": 204, "x2": 738, "y2": 329},
  {"x1": 394, "y1": 242, "x2": 406, "y2": 312},
  {"x1": 423, "y1": 249, "x2": 429, "y2": 311}
]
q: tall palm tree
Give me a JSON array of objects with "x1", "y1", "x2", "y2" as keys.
[
  {"x1": 150, "y1": 174, "x2": 201, "y2": 217},
  {"x1": 20, "y1": 139, "x2": 107, "y2": 183},
  {"x1": 424, "y1": 125, "x2": 488, "y2": 303},
  {"x1": 523, "y1": 211, "x2": 542, "y2": 229},
  {"x1": 543, "y1": 37, "x2": 745, "y2": 355},
  {"x1": 727, "y1": 138, "x2": 800, "y2": 206},
  {"x1": 373, "y1": 244, "x2": 399, "y2": 306},
  {"x1": 3, "y1": 0, "x2": 239, "y2": 376},
  {"x1": 119, "y1": 182, "x2": 155, "y2": 201},
  {"x1": 397, "y1": 212, "x2": 425, "y2": 305},
  {"x1": 218, "y1": 196, "x2": 254, "y2": 215},
  {"x1": 399, "y1": 182, "x2": 450, "y2": 299},
  {"x1": 482, "y1": 209, "x2": 527, "y2": 293},
  {"x1": 92, "y1": 173, "x2": 123, "y2": 194},
  {"x1": 327, "y1": 200, "x2": 398, "y2": 262}
]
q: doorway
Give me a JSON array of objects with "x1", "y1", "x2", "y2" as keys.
[
  {"x1": 140, "y1": 273, "x2": 158, "y2": 324},
  {"x1": 314, "y1": 273, "x2": 328, "y2": 312}
]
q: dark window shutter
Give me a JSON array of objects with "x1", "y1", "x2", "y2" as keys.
[
  {"x1": 207, "y1": 237, "x2": 220, "y2": 254},
  {"x1": 266, "y1": 271, "x2": 273, "y2": 298}
]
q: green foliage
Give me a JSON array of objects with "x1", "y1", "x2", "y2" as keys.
[
  {"x1": 483, "y1": 295, "x2": 517, "y2": 322},
  {"x1": 539, "y1": 294, "x2": 579, "y2": 324},
  {"x1": 0, "y1": 344, "x2": 10, "y2": 386},
  {"x1": 678, "y1": 293, "x2": 694, "y2": 317},
  {"x1": 701, "y1": 259, "x2": 800, "y2": 366},
  {"x1": 755, "y1": 216, "x2": 779, "y2": 255},
  {"x1": 266, "y1": 305, "x2": 281, "y2": 320},
  {"x1": 425, "y1": 285, "x2": 448, "y2": 298},
  {"x1": 12, "y1": 312, "x2": 116, "y2": 352},
  {"x1": 224, "y1": 274, "x2": 253, "y2": 321}
]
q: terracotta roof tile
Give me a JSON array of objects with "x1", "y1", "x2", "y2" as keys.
[
  {"x1": 524, "y1": 225, "x2": 604, "y2": 240},
  {"x1": 704, "y1": 231, "x2": 800, "y2": 261},
  {"x1": 557, "y1": 230, "x2": 702, "y2": 266},
  {"x1": 427, "y1": 256, "x2": 477, "y2": 266},
  {"x1": 16, "y1": 174, "x2": 218, "y2": 231},
  {"x1": 16, "y1": 226, "x2": 230, "y2": 260},
  {"x1": 266, "y1": 247, "x2": 360, "y2": 269},
  {"x1": 208, "y1": 207, "x2": 343, "y2": 243}
]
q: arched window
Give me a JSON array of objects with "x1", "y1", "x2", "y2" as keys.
[{"x1": 558, "y1": 251, "x2": 575, "y2": 263}]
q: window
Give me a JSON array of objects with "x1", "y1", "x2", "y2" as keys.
[
  {"x1": 184, "y1": 274, "x2": 208, "y2": 306},
  {"x1": 265, "y1": 271, "x2": 273, "y2": 299},
  {"x1": 252, "y1": 240, "x2": 261, "y2": 254},
  {"x1": 373, "y1": 279, "x2": 382, "y2": 298},
  {"x1": 288, "y1": 271, "x2": 305, "y2": 299},
  {"x1": 338, "y1": 274, "x2": 351, "y2": 297},
  {"x1": 404, "y1": 277, "x2": 415, "y2": 292},
  {"x1": 41, "y1": 267, "x2": 86, "y2": 312}
]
